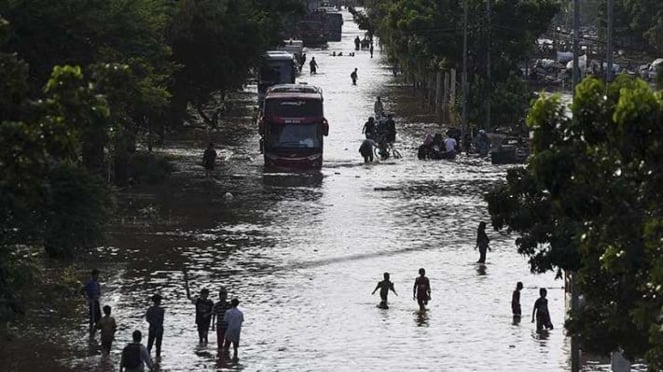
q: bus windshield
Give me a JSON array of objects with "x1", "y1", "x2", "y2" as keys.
[
  {"x1": 268, "y1": 124, "x2": 321, "y2": 149},
  {"x1": 265, "y1": 99, "x2": 322, "y2": 117}
]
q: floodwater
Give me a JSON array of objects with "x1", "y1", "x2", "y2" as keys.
[{"x1": 4, "y1": 10, "x2": 628, "y2": 372}]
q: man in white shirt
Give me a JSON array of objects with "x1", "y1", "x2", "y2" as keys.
[
  {"x1": 223, "y1": 299, "x2": 244, "y2": 361},
  {"x1": 443, "y1": 136, "x2": 457, "y2": 159}
]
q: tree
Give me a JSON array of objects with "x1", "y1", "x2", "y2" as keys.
[
  {"x1": 166, "y1": 0, "x2": 304, "y2": 127},
  {"x1": 0, "y1": 17, "x2": 113, "y2": 318},
  {"x1": 0, "y1": 0, "x2": 174, "y2": 176},
  {"x1": 486, "y1": 75, "x2": 663, "y2": 368},
  {"x1": 364, "y1": 0, "x2": 560, "y2": 129}
]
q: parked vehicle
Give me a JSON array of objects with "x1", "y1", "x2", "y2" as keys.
[
  {"x1": 258, "y1": 52, "x2": 297, "y2": 107},
  {"x1": 297, "y1": 12, "x2": 328, "y2": 47},
  {"x1": 490, "y1": 137, "x2": 530, "y2": 165},
  {"x1": 649, "y1": 58, "x2": 663, "y2": 81},
  {"x1": 276, "y1": 40, "x2": 304, "y2": 70},
  {"x1": 321, "y1": 10, "x2": 343, "y2": 42},
  {"x1": 258, "y1": 84, "x2": 329, "y2": 169}
]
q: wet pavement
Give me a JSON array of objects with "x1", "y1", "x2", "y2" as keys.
[{"x1": 4, "y1": 10, "x2": 630, "y2": 372}]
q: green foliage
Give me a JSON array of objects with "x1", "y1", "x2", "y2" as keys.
[
  {"x1": 0, "y1": 248, "x2": 41, "y2": 320},
  {"x1": 128, "y1": 152, "x2": 176, "y2": 185},
  {"x1": 43, "y1": 164, "x2": 114, "y2": 258},
  {"x1": 0, "y1": 16, "x2": 114, "y2": 318},
  {"x1": 615, "y1": 0, "x2": 663, "y2": 54},
  {"x1": 1, "y1": 0, "x2": 174, "y2": 175},
  {"x1": 351, "y1": 9, "x2": 375, "y2": 37},
  {"x1": 0, "y1": 0, "x2": 303, "y2": 319},
  {"x1": 166, "y1": 0, "x2": 295, "y2": 123},
  {"x1": 364, "y1": 0, "x2": 560, "y2": 128},
  {"x1": 487, "y1": 76, "x2": 663, "y2": 366}
]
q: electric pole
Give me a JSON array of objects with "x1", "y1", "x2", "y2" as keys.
[
  {"x1": 485, "y1": 0, "x2": 491, "y2": 130},
  {"x1": 461, "y1": 0, "x2": 469, "y2": 136},
  {"x1": 571, "y1": 2, "x2": 581, "y2": 372},
  {"x1": 572, "y1": 0, "x2": 580, "y2": 93},
  {"x1": 606, "y1": 0, "x2": 614, "y2": 82}
]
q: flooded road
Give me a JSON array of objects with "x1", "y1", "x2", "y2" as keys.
[{"x1": 15, "y1": 11, "x2": 625, "y2": 372}]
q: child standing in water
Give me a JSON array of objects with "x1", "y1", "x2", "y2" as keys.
[
  {"x1": 96, "y1": 305, "x2": 117, "y2": 356},
  {"x1": 532, "y1": 288, "x2": 554, "y2": 332},
  {"x1": 413, "y1": 268, "x2": 431, "y2": 311},
  {"x1": 372, "y1": 272, "x2": 398, "y2": 309}
]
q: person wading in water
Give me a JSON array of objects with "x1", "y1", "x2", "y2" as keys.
[
  {"x1": 372, "y1": 272, "x2": 398, "y2": 309},
  {"x1": 413, "y1": 268, "x2": 431, "y2": 311},
  {"x1": 202, "y1": 143, "x2": 217, "y2": 178},
  {"x1": 475, "y1": 221, "x2": 490, "y2": 263},
  {"x1": 350, "y1": 68, "x2": 358, "y2": 85}
]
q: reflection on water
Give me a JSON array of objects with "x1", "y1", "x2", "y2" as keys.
[
  {"x1": 1, "y1": 9, "x2": 623, "y2": 372},
  {"x1": 415, "y1": 310, "x2": 430, "y2": 327},
  {"x1": 262, "y1": 171, "x2": 324, "y2": 189}
]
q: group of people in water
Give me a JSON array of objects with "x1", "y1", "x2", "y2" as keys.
[
  {"x1": 372, "y1": 221, "x2": 554, "y2": 333},
  {"x1": 359, "y1": 97, "x2": 398, "y2": 162},
  {"x1": 417, "y1": 128, "x2": 491, "y2": 160},
  {"x1": 82, "y1": 217, "x2": 553, "y2": 371},
  {"x1": 82, "y1": 269, "x2": 244, "y2": 371},
  {"x1": 354, "y1": 35, "x2": 374, "y2": 58}
]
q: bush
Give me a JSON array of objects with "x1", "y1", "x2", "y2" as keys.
[
  {"x1": 128, "y1": 152, "x2": 175, "y2": 185},
  {"x1": 43, "y1": 164, "x2": 114, "y2": 258}
]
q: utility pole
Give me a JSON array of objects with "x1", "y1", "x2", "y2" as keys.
[
  {"x1": 461, "y1": 0, "x2": 469, "y2": 136},
  {"x1": 606, "y1": 0, "x2": 614, "y2": 82},
  {"x1": 485, "y1": 0, "x2": 491, "y2": 130},
  {"x1": 570, "y1": 2, "x2": 581, "y2": 371},
  {"x1": 571, "y1": 0, "x2": 580, "y2": 93}
]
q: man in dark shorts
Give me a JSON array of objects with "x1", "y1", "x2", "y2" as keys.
[
  {"x1": 211, "y1": 287, "x2": 231, "y2": 351},
  {"x1": 372, "y1": 272, "x2": 398, "y2": 309},
  {"x1": 145, "y1": 294, "x2": 165, "y2": 357},
  {"x1": 413, "y1": 268, "x2": 431, "y2": 311},
  {"x1": 184, "y1": 270, "x2": 214, "y2": 345}
]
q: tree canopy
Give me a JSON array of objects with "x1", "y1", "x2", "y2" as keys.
[
  {"x1": 363, "y1": 0, "x2": 560, "y2": 129},
  {"x1": 487, "y1": 76, "x2": 663, "y2": 367},
  {"x1": 0, "y1": 0, "x2": 305, "y2": 320}
]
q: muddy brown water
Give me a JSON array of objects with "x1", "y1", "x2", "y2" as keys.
[{"x1": 2, "y1": 10, "x2": 631, "y2": 372}]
